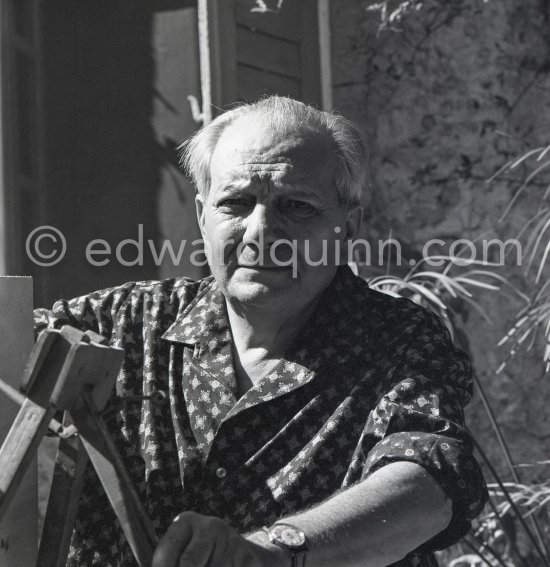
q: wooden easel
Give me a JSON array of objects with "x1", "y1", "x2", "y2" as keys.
[
  {"x1": 0, "y1": 324, "x2": 158, "y2": 567},
  {"x1": 0, "y1": 276, "x2": 36, "y2": 566}
]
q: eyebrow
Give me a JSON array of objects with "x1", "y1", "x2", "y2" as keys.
[{"x1": 214, "y1": 184, "x2": 332, "y2": 208}]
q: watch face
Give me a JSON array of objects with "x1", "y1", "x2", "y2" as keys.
[{"x1": 271, "y1": 524, "x2": 306, "y2": 548}]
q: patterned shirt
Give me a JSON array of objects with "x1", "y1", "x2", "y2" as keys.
[{"x1": 34, "y1": 265, "x2": 487, "y2": 567}]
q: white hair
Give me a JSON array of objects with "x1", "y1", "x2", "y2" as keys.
[{"x1": 179, "y1": 96, "x2": 368, "y2": 207}]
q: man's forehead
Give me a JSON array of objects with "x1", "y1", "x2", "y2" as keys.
[{"x1": 212, "y1": 117, "x2": 334, "y2": 169}]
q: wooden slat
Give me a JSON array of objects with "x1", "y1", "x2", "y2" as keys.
[
  {"x1": 0, "y1": 329, "x2": 74, "y2": 535},
  {"x1": 198, "y1": 0, "x2": 237, "y2": 118},
  {"x1": 73, "y1": 392, "x2": 158, "y2": 567},
  {"x1": 37, "y1": 417, "x2": 87, "y2": 567},
  {"x1": 236, "y1": 25, "x2": 301, "y2": 79},
  {"x1": 0, "y1": 2, "x2": 8, "y2": 275},
  {"x1": 0, "y1": 276, "x2": 36, "y2": 567},
  {"x1": 50, "y1": 327, "x2": 123, "y2": 412},
  {"x1": 317, "y1": 0, "x2": 333, "y2": 110},
  {"x1": 236, "y1": 63, "x2": 301, "y2": 102},
  {"x1": 0, "y1": 399, "x2": 53, "y2": 521},
  {"x1": 234, "y1": 0, "x2": 302, "y2": 42}
]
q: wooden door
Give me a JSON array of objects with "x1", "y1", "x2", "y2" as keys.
[
  {"x1": 200, "y1": 0, "x2": 323, "y2": 117},
  {"x1": 234, "y1": 0, "x2": 322, "y2": 105}
]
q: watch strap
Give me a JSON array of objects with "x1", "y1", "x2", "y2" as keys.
[{"x1": 292, "y1": 548, "x2": 307, "y2": 567}]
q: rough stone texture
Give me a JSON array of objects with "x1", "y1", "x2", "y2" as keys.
[{"x1": 331, "y1": 0, "x2": 550, "y2": 486}]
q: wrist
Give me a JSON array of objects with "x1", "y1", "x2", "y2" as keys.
[
  {"x1": 246, "y1": 529, "x2": 289, "y2": 567},
  {"x1": 261, "y1": 523, "x2": 309, "y2": 567}
]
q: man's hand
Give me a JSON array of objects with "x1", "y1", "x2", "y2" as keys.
[{"x1": 152, "y1": 511, "x2": 285, "y2": 567}]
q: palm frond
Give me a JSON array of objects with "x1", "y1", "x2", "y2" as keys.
[
  {"x1": 490, "y1": 144, "x2": 550, "y2": 373},
  {"x1": 498, "y1": 287, "x2": 550, "y2": 373},
  {"x1": 486, "y1": 146, "x2": 548, "y2": 184},
  {"x1": 366, "y1": 257, "x2": 506, "y2": 341}
]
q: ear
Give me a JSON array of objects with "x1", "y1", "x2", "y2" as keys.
[
  {"x1": 337, "y1": 206, "x2": 363, "y2": 266},
  {"x1": 195, "y1": 194, "x2": 206, "y2": 236},
  {"x1": 344, "y1": 206, "x2": 363, "y2": 241}
]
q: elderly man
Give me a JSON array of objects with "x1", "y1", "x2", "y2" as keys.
[{"x1": 35, "y1": 96, "x2": 487, "y2": 567}]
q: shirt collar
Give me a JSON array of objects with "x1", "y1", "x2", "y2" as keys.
[
  {"x1": 162, "y1": 265, "x2": 370, "y2": 359},
  {"x1": 162, "y1": 266, "x2": 374, "y2": 431},
  {"x1": 162, "y1": 276, "x2": 231, "y2": 352}
]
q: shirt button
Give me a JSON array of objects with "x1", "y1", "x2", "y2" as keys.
[{"x1": 215, "y1": 467, "x2": 227, "y2": 479}]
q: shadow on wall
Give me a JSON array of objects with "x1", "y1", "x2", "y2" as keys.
[
  {"x1": 39, "y1": 0, "x2": 160, "y2": 305},
  {"x1": 37, "y1": 0, "x2": 201, "y2": 307}
]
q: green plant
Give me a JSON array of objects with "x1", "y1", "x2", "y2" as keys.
[
  {"x1": 365, "y1": 0, "x2": 425, "y2": 31},
  {"x1": 498, "y1": 281, "x2": 550, "y2": 373},
  {"x1": 364, "y1": 0, "x2": 491, "y2": 32},
  {"x1": 490, "y1": 144, "x2": 550, "y2": 374},
  {"x1": 366, "y1": 256, "x2": 504, "y2": 341}
]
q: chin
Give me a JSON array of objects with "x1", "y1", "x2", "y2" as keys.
[{"x1": 226, "y1": 281, "x2": 285, "y2": 306}]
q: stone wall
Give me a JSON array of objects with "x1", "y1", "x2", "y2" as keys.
[{"x1": 331, "y1": 0, "x2": 550, "y2": 480}]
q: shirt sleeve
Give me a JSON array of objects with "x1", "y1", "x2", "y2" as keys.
[
  {"x1": 361, "y1": 306, "x2": 488, "y2": 550},
  {"x1": 33, "y1": 283, "x2": 137, "y2": 338}
]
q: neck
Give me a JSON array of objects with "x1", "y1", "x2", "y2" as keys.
[{"x1": 225, "y1": 298, "x2": 319, "y2": 357}]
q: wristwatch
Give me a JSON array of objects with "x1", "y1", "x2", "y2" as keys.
[{"x1": 263, "y1": 523, "x2": 308, "y2": 567}]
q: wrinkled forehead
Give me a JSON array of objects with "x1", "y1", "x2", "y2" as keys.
[{"x1": 210, "y1": 115, "x2": 336, "y2": 178}]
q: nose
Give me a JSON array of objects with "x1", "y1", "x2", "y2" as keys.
[{"x1": 242, "y1": 202, "x2": 282, "y2": 247}]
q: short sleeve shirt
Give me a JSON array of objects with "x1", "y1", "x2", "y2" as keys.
[{"x1": 34, "y1": 265, "x2": 488, "y2": 567}]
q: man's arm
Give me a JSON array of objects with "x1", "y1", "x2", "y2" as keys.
[
  {"x1": 251, "y1": 460, "x2": 452, "y2": 566},
  {"x1": 152, "y1": 460, "x2": 452, "y2": 567}
]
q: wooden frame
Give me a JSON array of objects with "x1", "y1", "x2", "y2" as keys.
[
  {"x1": 0, "y1": 0, "x2": 12, "y2": 276},
  {"x1": 300, "y1": 0, "x2": 322, "y2": 107},
  {"x1": 0, "y1": 0, "x2": 45, "y2": 284},
  {"x1": 317, "y1": 0, "x2": 333, "y2": 111},
  {"x1": 197, "y1": 0, "x2": 328, "y2": 120},
  {"x1": 197, "y1": 0, "x2": 237, "y2": 122},
  {"x1": 0, "y1": 276, "x2": 36, "y2": 567}
]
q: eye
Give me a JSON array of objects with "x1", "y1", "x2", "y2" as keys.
[
  {"x1": 282, "y1": 199, "x2": 316, "y2": 215},
  {"x1": 217, "y1": 197, "x2": 253, "y2": 210}
]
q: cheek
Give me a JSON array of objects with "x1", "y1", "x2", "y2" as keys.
[
  {"x1": 203, "y1": 215, "x2": 243, "y2": 242},
  {"x1": 296, "y1": 225, "x2": 343, "y2": 249},
  {"x1": 202, "y1": 217, "x2": 245, "y2": 265},
  {"x1": 295, "y1": 230, "x2": 346, "y2": 267}
]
